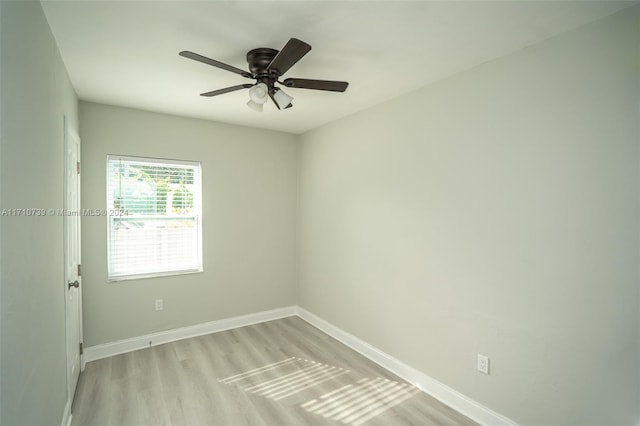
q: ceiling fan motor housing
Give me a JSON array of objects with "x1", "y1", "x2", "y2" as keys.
[{"x1": 246, "y1": 48, "x2": 279, "y2": 77}]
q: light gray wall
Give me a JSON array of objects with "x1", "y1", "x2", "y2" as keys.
[
  {"x1": 80, "y1": 102, "x2": 297, "y2": 346},
  {"x1": 0, "y1": 1, "x2": 79, "y2": 425},
  {"x1": 638, "y1": 15, "x2": 640, "y2": 422},
  {"x1": 1, "y1": 1, "x2": 4, "y2": 422},
  {"x1": 298, "y1": 7, "x2": 639, "y2": 426}
]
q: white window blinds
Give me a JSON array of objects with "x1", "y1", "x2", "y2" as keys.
[{"x1": 106, "y1": 155, "x2": 203, "y2": 280}]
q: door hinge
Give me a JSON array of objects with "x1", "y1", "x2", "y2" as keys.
[
  {"x1": 77, "y1": 161, "x2": 81, "y2": 174},
  {"x1": 77, "y1": 264, "x2": 82, "y2": 277},
  {"x1": 79, "y1": 342, "x2": 83, "y2": 355}
]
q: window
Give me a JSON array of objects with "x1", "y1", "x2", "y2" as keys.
[{"x1": 106, "y1": 155, "x2": 202, "y2": 280}]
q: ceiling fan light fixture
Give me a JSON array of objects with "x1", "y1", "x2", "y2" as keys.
[
  {"x1": 272, "y1": 88, "x2": 293, "y2": 110},
  {"x1": 246, "y1": 99, "x2": 263, "y2": 112},
  {"x1": 249, "y1": 82, "x2": 269, "y2": 104},
  {"x1": 180, "y1": 38, "x2": 348, "y2": 112}
]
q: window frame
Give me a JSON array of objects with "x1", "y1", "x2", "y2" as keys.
[{"x1": 106, "y1": 154, "x2": 203, "y2": 281}]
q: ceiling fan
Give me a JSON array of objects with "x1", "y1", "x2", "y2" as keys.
[{"x1": 179, "y1": 38, "x2": 349, "y2": 112}]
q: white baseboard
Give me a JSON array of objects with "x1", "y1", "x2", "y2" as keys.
[
  {"x1": 84, "y1": 306, "x2": 297, "y2": 362},
  {"x1": 295, "y1": 307, "x2": 516, "y2": 426},
  {"x1": 83, "y1": 305, "x2": 514, "y2": 426},
  {"x1": 60, "y1": 399, "x2": 71, "y2": 426}
]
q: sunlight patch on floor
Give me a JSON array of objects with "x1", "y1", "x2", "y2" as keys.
[
  {"x1": 301, "y1": 377, "x2": 420, "y2": 425},
  {"x1": 218, "y1": 357, "x2": 350, "y2": 401},
  {"x1": 218, "y1": 357, "x2": 420, "y2": 424}
]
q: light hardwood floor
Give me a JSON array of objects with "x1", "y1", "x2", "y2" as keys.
[{"x1": 71, "y1": 316, "x2": 477, "y2": 426}]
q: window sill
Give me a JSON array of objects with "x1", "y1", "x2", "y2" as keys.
[{"x1": 107, "y1": 268, "x2": 203, "y2": 282}]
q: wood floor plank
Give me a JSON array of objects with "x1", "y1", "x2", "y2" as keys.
[
  {"x1": 107, "y1": 377, "x2": 139, "y2": 426},
  {"x1": 72, "y1": 317, "x2": 477, "y2": 426}
]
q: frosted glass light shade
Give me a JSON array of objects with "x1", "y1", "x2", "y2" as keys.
[
  {"x1": 246, "y1": 100, "x2": 263, "y2": 112},
  {"x1": 249, "y1": 83, "x2": 269, "y2": 104},
  {"x1": 273, "y1": 89, "x2": 293, "y2": 109}
]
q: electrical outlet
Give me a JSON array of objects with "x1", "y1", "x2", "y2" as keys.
[
  {"x1": 155, "y1": 299, "x2": 163, "y2": 311},
  {"x1": 477, "y1": 354, "x2": 490, "y2": 374}
]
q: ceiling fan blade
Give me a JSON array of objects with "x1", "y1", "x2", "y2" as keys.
[
  {"x1": 282, "y1": 78, "x2": 349, "y2": 92},
  {"x1": 200, "y1": 84, "x2": 253, "y2": 97},
  {"x1": 267, "y1": 38, "x2": 311, "y2": 77},
  {"x1": 180, "y1": 51, "x2": 253, "y2": 79}
]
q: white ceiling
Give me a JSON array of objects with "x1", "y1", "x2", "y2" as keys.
[{"x1": 42, "y1": 1, "x2": 635, "y2": 134}]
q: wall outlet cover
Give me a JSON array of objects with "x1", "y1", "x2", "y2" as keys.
[{"x1": 477, "y1": 354, "x2": 490, "y2": 374}]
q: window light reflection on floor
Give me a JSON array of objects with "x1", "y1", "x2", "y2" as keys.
[{"x1": 218, "y1": 357, "x2": 420, "y2": 425}]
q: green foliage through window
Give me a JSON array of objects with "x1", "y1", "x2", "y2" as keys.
[{"x1": 110, "y1": 161, "x2": 196, "y2": 215}]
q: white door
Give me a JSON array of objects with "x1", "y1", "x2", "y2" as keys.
[{"x1": 64, "y1": 117, "x2": 83, "y2": 406}]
